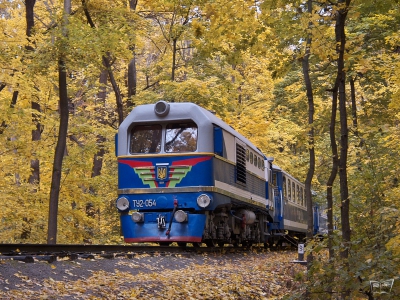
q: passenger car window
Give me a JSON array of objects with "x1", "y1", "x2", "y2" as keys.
[
  {"x1": 297, "y1": 185, "x2": 300, "y2": 204},
  {"x1": 165, "y1": 122, "x2": 198, "y2": 152},
  {"x1": 283, "y1": 176, "x2": 287, "y2": 198},
  {"x1": 300, "y1": 187, "x2": 304, "y2": 206},
  {"x1": 292, "y1": 182, "x2": 296, "y2": 202},
  {"x1": 130, "y1": 124, "x2": 162, "y2": 153}
]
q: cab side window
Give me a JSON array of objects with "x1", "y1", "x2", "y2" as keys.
[
  {"x1": 130, "y1": 124, "x2": 162, "y2": 153},
  {"x1": 165, "y1": 122, "x2": 198, "y2": 153}
]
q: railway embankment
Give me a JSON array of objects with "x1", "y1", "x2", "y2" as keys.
[{"x1": 0, "y1": 250, "x2": 304, "y2": 299}]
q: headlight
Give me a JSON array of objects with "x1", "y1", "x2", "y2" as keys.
[
  {"x1": 197, "y1": 194, "x2": 211, "y2": 208},
  {"x1": 131, "y1": 212, "x2": 144, "y2": 222},
  {"x1": 154, "y1": 100, "x2": 170, "y2": 117},
  {"x1": 116, "y1": 197, "x2": 129, "y2": 211},
  {"x1": 174, "y1": 210, "x2": 187, "y2": 223}
]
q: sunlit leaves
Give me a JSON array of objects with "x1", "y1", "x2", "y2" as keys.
[{"x1": 0, "y1": 252, "x2": 306, "y2": 299}]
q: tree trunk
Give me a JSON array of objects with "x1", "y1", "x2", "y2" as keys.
[
  {"x1": 335, "y1": 1, "x2": 352, "y2": 297},
  {"x1": 25, "y1": 0, "x2": 36, "y2": 38},
  {"x1": 127, "y1": 52, "x2": 137, "y2": 106},
  {"x1": 127, "y1": 0, "x2": 138, "y2": 107},
  {"x1": 47, "y1": 58, "x2": 69, "y2": 244},
  {"x1": 350, "y1": 76, "x2": 358, "y2": 135},
  {"x1": 171, "y1": 38, "x2": 177, "y2": 81},
  {"x1": 91, "y1": 69, "x2": 108, "y2": 181},
  {"x1": 47, "y1": 0, "x2": 71, "y2": 244},
  {"x1": 12, "y1": 0, "x2": 36, "y2": 239},
  {"x1": 102, "y1": 55, "x2": 124, "y2": 125},
  {"x1": 25, "y1": 0, "x2": 42, "y2": 189},
  {"x1": 82, "y1": 0, "x2": 124, "y2": 125},
  {"x1": 129, "y1": 0, "x2": 138, "y2": 10},
  {"x1": 27, "y1": 0, "x2": 41, "y2": 198},
  {"x1": 336, "y1": 0, "x2": 351, "y2": 255},
  {"x1": 0, "y1": 91, "x2": 18, "y2": 134},
  {"x1": 302, "y1": 0, "x2": 315, "y2": 270},
  {"x1": 327, "y1": 86, "x2": 339, "y2": 295},
  {"x1": 327, "y1": 84, "x2": 339, "y2": 253}
]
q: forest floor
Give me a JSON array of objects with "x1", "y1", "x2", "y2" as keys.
[{"x1": 0, "y1": 250, "x2": 306, "y2": 299}]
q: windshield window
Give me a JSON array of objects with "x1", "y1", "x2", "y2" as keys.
[
  {"x1": 165, "y1": 122, "x2": 198, "y2": 153},
  {"x1": 130, "y1": 124, "x2": 162, "y2": 153}
]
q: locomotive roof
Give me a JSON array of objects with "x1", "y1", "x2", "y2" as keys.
[{"x1": 119, "y1": 101, "x2": 265, "y2": 157}]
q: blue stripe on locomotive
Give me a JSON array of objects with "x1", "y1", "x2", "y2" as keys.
[
  {"x1": 275, "y1": 171, "x2": 284, "y2": 226},
  {"x1": 267, "y1": 170, "x2": 284, "y2": 231}
]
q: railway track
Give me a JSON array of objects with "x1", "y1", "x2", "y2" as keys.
[{"x1": 0, "y1": 243, "x2": 257, "y2": 263}]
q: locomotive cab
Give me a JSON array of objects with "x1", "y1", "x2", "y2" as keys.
[{"x1": 116, "y1": 101, "x2": 272, "y2": 245}]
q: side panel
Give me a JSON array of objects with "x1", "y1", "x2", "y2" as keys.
[
  {"x1": 213, "y1": 157, "x2": 268, "y2": 207},
  {"x1": 283, "y1": 202, "x2": 308, "y2": 233}
]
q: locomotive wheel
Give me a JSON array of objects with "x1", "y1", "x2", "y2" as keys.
[
  {"x1": 217, "y1": 242, "x2": 225, "y2": 247},
  {"x1": 205, "y1": 240, "x2": 218, "y2": 247},
  {"x1": 192, "y1": 242, "x2": 202, "y2": 247},
  {"x1": 243, "y1": 241, "x2": 253, "y2": 248},
  {"x1": 177, "y1": 242, "x2": 187, "y2": 247},
  {"x1": 159, "y1": 242, "x2": 171, "y2": 246}
]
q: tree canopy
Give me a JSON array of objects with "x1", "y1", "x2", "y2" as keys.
[{"x1": 1, "y1": 0, "x2": 399, "y2": 297}]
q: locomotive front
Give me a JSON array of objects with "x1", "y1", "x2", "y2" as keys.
[{"x1": 115, "y1": 101, "x2": 216, "y2": 245}]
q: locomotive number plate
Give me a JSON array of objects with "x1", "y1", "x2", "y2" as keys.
[{"x1": 132, "y1": 199, "x2": 157, "y2": 208}]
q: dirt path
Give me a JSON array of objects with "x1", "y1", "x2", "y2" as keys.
[{"x1": 0, "y1": 250, "x2": 305, "y2": 299}]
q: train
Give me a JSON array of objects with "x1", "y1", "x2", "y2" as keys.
[{"x1": 115, "y1": 100, "x2": 327, "y2": 247}]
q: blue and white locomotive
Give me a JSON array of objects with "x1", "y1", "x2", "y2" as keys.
[{"x1": 115, "y1": 101, "x2": 326, "y2": 247}]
